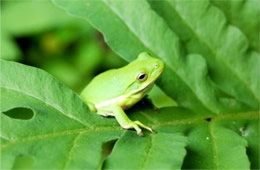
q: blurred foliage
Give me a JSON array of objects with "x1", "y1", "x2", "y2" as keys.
[
  {"x1": 1, "y1": 0, "x2": 127, "y2": 92},
  {"x1": 1, "y1": 0, "x2": 174, "y2": 106}
]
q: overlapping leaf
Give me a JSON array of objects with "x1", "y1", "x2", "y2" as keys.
[{"x1": 54, "y1": 0, "x2": 259, "y2": 114}]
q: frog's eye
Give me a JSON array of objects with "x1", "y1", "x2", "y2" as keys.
[{"x1": 137, "y1": 72, "x2": 148, "y2": 82}]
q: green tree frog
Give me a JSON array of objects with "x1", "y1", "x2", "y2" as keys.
[{"x1": 80, "y1": 52, "x2": 164, "y2": 136}]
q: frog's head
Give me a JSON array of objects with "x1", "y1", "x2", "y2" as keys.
[{"x1": 124, "y1": 52, "x2": 165, "y2": 94}]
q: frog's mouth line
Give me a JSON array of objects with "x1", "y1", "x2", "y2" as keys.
[{"x1": 95, "y1": 70, "x2": 163, "y2": 109}]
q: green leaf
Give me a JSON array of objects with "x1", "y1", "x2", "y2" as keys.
[
  {"x1": 104, "y1": 132, "x2": 187, "y2": 169},
  {"x1": 53, "y1": 0, "x2": 259, "y2": 114},
  {"x1": 209, "y1": 122, "x2": 249, "y2": 169},
  {"x1": 1, "y1": 60, "x2": 188, "y2": 169}
]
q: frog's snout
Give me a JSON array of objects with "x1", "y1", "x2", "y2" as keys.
[{"x1": 151, "y1": 61, "x2": 164, "y2": 78}]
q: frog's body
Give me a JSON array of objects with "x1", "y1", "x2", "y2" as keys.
[{"x1": 81, "y1": 52, "x2": 164, "y2": 136}]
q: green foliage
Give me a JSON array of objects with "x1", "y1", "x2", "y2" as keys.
[{"x1": 1, "y1": 0, "x2": 259, "y2": 169}]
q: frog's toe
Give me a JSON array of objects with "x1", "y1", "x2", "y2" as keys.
[
  {"x1": 137, "y1": 131, "x2": 144, "y2": 137},
  {"x1": 123, "y1": 121, "x2": 154, "y2": 136},
  {"x1": 122, "y1": 122, "x2": 144, "y2": 136},
  {"x1": 134, "y1": 121, "x2": 154, "y2": 133}
]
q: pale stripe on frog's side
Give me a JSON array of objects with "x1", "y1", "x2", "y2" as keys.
[{"x1": 95, "y1": 79, "x2": 155, "y2": 109}]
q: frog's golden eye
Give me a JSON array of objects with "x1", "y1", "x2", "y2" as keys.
[{"x1": 137, "y1": 72, "x2": 148, "y2": 82}]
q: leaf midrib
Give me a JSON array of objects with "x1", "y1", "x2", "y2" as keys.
[
  {"x1": 62, "y1": 131, "x2": 84, "y2": 169},
  {"x1": 2, "y1": 111, "x2": 258, "y2": 150},
  {"x1": 208, "y1": 122, "x2": 219, "y2": 169},
  {"x1": 0, "y1": 117, "x2": 206, "y2": 149},
  {"x1": 152, "y1": 111, "x2": 259, "y2": 128},
  {"x1": 141, "y1": 134, "x2": 153, "y2": 168},
  {"x1": 1, "y1": 126, "x2": 121, "y2": 149}
]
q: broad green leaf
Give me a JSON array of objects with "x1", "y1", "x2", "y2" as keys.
[
  {"x1": 53, "y1": 0, "x2": 259, "y2": 114},
  {"x1": 1, "y1": 60, "x2": 188, "y2": 169},
  {"x1": 208, "y1": 122, "x2": 249, "y2": 169},
  {"x1": 104, "y1": 132, "x2": 187, "y2": 169},
  {"x1": 212, "y1": 115, "x2": 260, "y2": 169},
  {"x1": 53, "y1": 0, "x2": 213, "y2": 114}
]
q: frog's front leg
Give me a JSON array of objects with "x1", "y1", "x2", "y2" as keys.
[{"x1": 113, "y1": 105, "x2": 154, "y2": 136}]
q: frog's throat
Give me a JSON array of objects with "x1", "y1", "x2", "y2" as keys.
[{"x1": 95, "y1": 82, "x2": 154, "y2": 109}]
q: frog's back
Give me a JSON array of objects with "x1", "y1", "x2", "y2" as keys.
[{"x1": 81, "y1": 69, "x2": 131, "y2": 104}]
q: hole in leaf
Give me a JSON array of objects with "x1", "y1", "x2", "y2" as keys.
[
  {"x1": 3, "y1": 107, "x2": 34, "y2": 120},
  {"x1": 204, "y1": 117, "x2": 212, "y2": 122},
  {"x1": 99, "y1": 139, "x2": 117, "y2": 169},
  {"x1": 102, "y1": 139, "x2": 117, "y2": 159},
  {"x1": 12, "y1": 155, "x2": 35, "y2": 169}
]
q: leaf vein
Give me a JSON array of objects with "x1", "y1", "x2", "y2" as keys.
[
  {"x1": 153, "y1": 119, "x2": 203, "y2": 128},
  {"x1": 141, "y1": 134, "x2": 153, "y2": 169},
  {"x1": 139, "y1": 111, "x2": 158, "y2": 124},
  {"x1": 208, "y1": 122, "x2": 218, "y2": 169},
  {"x1": 62, "y1": 132, "x2": 83, "y2": 169},
  {"x1": 1, "y1": 126, "x2": 121, "y2": 149}
]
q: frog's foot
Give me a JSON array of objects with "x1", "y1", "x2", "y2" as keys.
[
  {"x1": 123, "y1": 121, "x2": 154, "y2": 136},
  {"x1": 113, "y1": 106, "x2": 154, "y2": 136}
]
